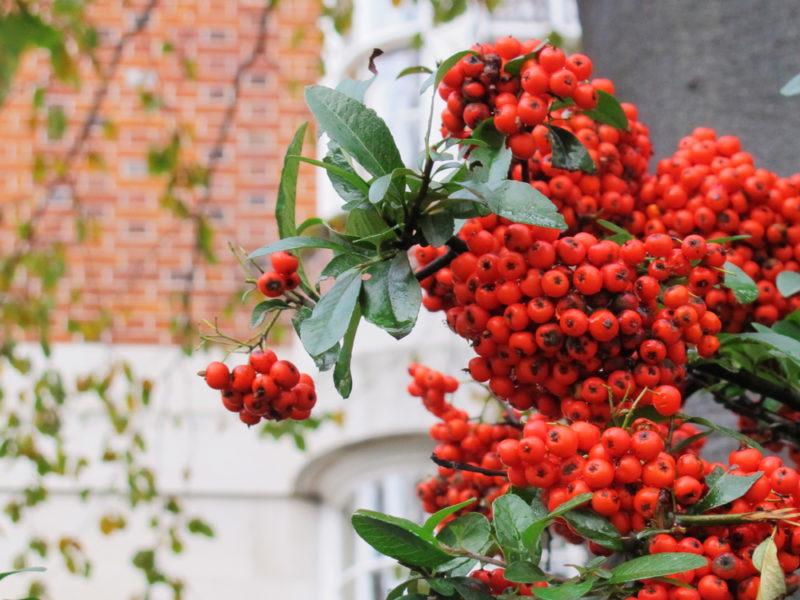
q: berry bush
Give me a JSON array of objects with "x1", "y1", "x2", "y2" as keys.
[{"x1": 200, "y1": 36, "x2": 800, "y2": 600}]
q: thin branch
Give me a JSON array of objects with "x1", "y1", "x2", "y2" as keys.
[
  {"x1": 439, "y1": 544, "x2": 507, "y2": 568},
  {"x1": 415, "y1": 237, "x2": 468, "y2": 281},
  {"x1": 430, "y1": 453, "x2": 506, "y2": 478},
  {"x1": 689, "y1": 362, "x2": 800, "y2": 411}
]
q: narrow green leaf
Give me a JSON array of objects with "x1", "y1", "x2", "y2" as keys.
[
  {"x1": 305, "y1": 85, "x2": 403, "y2": 178},
  {"x1": 430, "y1": 50, "x2": 477, "y2": 90},
  {"x1": 690, "y1": 471, "x2": 763, "y2": 514},
  {"x1": 323, "y1": 142, "x2": 369, "y2": 202},
  {"x1": 755, "y1": 538, "x2": 786, "y2": 600},
  {"x1": 597, "y1": 219, "x2": 633, "y2": 244},
  {"x1": 275, "y1": 123, "x2": 308, "y2": 238},
  {"x1": 505, "y1": 560, "x2": 547, "y2": 583},
  {"x1": 707, "y1": 234, "x2": 751, "y2": 244},
  {"x1": 608, "y1": 553, "x2": 708, "y2": 584},
  {"x1": 486, "y1": 181, "x2": 567, "y2": 230},
  {"x1": 300, "y1": 268, "x2": 362, "y2": 356},
  {"x1": 547, "y1": 125, "x2": 596, "y2": 174},
  {"x1": 776, "y1": 271, "x2": 800, "y2": 297},
  {"x1": 546, "y1": 493, "x2": 592, "y2": 519},
  {"x1": 423, "y1": 498, "x2": 476, "y2": 534},
  {"x1": 562, "y1": 510, "x2": 623, "y2": 551},
  {"x1": 351, "y1": 509, "x2": 452, "y2": 568},
  {"x1": 397, "y1": 65, "x2": 433, "y2": 79},
  {"x1": 533, "y1": 578, "x2": 595, "y2": 600},
  {"x1": 503, "y1": 43, "x2": 546, "y2": 76},
  {"x1": 0, "y1": 567, "x2": 46, "y2": 581},
  {"x1": 250, "y1": 299, "x2": 289, "y2": 328},
  {"x1": 723, "y1": 261, "x2": 759, "y2": 304},
  {"x1": 584, "y1": 90, "x2": 629, "y2": 131},
  {"x1": 681, "y1": 415, "x2": 765, "y2": 453},
  {"x1": 333, "y1": 305, "x2": 360, "y2": 398},
  {"x1": 450, "y1": 577, "x2": 495, "y2": 600},
  {"x1": 780, "y1": 72, "x2": 800, "y2": 97},
  {"x1": 292, "y1": 155, "x2": 370, "y2": 195},
  {"x1": 249, "y1": 236, "x2": 357, "y2": 259}
]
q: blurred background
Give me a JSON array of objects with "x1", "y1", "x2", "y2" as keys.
[{"x1": 0, "y1": 1, "x2": 798, "y2": 599}]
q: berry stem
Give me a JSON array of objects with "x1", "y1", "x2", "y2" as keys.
[
  {"x1": 429, "y1": 453, "x2": 507, "y2": 478},
  {"x1": 414, "y1": 237, "x2": 469, "y2": 281}
]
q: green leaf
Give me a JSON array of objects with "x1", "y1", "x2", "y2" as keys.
[
  {"x1": 776, "y1": 271, "x2": 800, "y2": 297},
  {"x1": 333, "y1": 305, "x2": 360, "y2": 398},
  {"x1": 351, "y1": 509, "x2": 452, "y2": 568},
  {"x1": 450, "y1": 577, "x2": 495, "y2": 600},
  {"x1": 427, "y1": 50, "x2": 477, "y2": 92},
  {"x1": 249, "y1": 236, "x2": 358, "y2": 259},
  {"x1": 250, "y1": 299, "x2": 290, "y2": 328},
  {"x1": 584, "y1": 90, "x2": 629, "y2": 131},
  {"x1": 0, "y1": 567, "x2": 46, "y2": 581},
  {"x1": 533, "y1": 578, "x2": 595, "y2": 600},
  {"x1": 546, "y1": 493, "x2": 592, "y2": 519},
  {"x1": 47, "y1": 105, "x2": 67, "y2": 139},
  {"x1": 547, "y1": 125, "x2": 596, "y2": 174},
  {"x1": 436, "y1": 512, "x2": 492, "y2": 574},
  {"x1": 186, "y1": 518, "x2": 214, "y2": 537},
  {"x1": 503, "y1": 44, "x2": 546, "y2": 76},
  {"x1": 707, "y1": 234, "x2": 752, "y2": 244},
  {"x1": 423, "y1": 498, "x2": 476, "y2": 534},
  {"x1": 562, "y1": 510, "x2": 623, "y2": 551},
  {"x1": 368, "y1": 172, "x2": 394, "y2": 204},
  {"x1": 723, "y1": 261, "x2": 759, "y2": 304},
  {"x1": 336, "y1": 77, "x2": 374, "y2": 102},
  {"x1": 397, "y1": 65, "x2": 433, "y2": 79},
  {"x1": 505, "y1": 560, "x2": 547, "y2": 584},
  {"x1": 493, "y1": 494, "x2": 540, "y2": 560},
  {"x1": 293, "y1": 154, "x2": 370, "y2": 196},
  {"x1": 321, "y1": 253, "x2": 364, "y2": 280},
  {"x1": 275, "y1": 123, "x2": 308, "y2": 238},
  {"x1": 304, "y1": 85, "x2": 403, "y2": 178},
  {"x1": 300, "y1": 268, "x2": 362, "y2": 356},
  {"x1": 681, "y1": 415, "x2": 765, "y2": 453},
  {"x1": 360, "y1": 254, "x2": 421, "y2": 339},
  {"x1": 755, "y1": 538, "x2": 786, "y2": 600},
  {"x1": 486, "y1": 181, "x2": 567, "y2": 230},
  {"x1": 323, "y1": 142, "x2": 370, "y2": 202},
  {"x1": 346, "y1": 207, "x2": 396, "y2": 245},
  {"x1": 420, "y1": 213, "x2": 455, "y2": 247},
  {"x1": 387, "y1": 579, "x2": 422, "y2": 600},
  {"x1": 608, "y1": 553, "x2": 708, "y2": 584},
  {"x1": 691, "y1": 471, "x2": 763, "y2": 514},
  {"x1": 597, "y1": 219, "x2": 634, "y2": 244},
  {"x1": 780, "y1": 72, "x2": 800, "y2": 97}
]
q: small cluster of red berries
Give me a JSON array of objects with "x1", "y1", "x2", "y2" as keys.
[
  {"x1": 471, "y1": 567, "x2": 548, "y2": 597},
  {"x1": 257, "y1": 251, "x2": 301, "y2": 298},
  {"x1": 418, "y1": 217, "x2": 724, "y2": 421},
  {"x1": 201, "y1": 350, "x2": 316, "y2": 425},
  {"x1": 438, "y1": 36, "x2": 652, "y2": 234},
  {"x1": 408, "y1": 363, "x2": 512, "y2": 516},
  {"x1": 639, "y1": 128, "x2": 800, "y2": 329}
]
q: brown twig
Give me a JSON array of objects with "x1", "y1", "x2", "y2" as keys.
[{"x1": 430, "y1": 453, "x2": 507, "y2": 478}]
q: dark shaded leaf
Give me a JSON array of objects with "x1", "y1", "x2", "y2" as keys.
[
  {"x1": 584, "y1": 90, "x2": 629, "y2": 131},
  {"x1": 420, "y1": 213, "x2": 455, "y2": 246},
  {"x1": 505, "y1": 560, "x2": 547, "y2": 583},
  {"x1": 691, "y1": 471, "x2": 763, "y2": 514},
  {"x1": 547, "y1": 125, "x2": 596, "y2": 173},
  {"x1": 333, "y1": 305, "x2": 360, "y2": 398},
  {"x1": 250, "y1": 299, "x2": 289, "y2": 328},
  {"x1": 275, "y1": 123, "x2": 308, "y2": 238},
  {"x1": 299, "y1": 269, "x2": 362, "y2": 355},
  {"x1": 423, "y1": 498, "x2": 476, "y2": 534},
  {"x1": 533, "y1": 578, "x2": 595, "y2": 600},
  {"x1": 562, "y1": 510, "x2": 623, "y2": 551}
]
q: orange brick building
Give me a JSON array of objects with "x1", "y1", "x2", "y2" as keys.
[{"x1": 0, "y1": 0, "x2": 321, "y2": 344}]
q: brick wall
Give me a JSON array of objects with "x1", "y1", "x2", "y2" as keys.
[{"x1": 0, "y1": 0, "x2": 321, "y2": 344}]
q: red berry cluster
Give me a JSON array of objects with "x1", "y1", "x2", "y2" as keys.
[
  {"x1": 201, "y1": 350, "x2": 316, "y2": 425},
  {"x1": 418, "y1": 218, "x2": 724, "y2": 422},
  {"x1": 408, "y1": 363, "x2": 512, "y2": 516},
  {"x1": 438, "y1": 37, "x2": 652, "y2": 234},
  {"x1": 257, "y1": 251, "x2": 301, "y2": 298},
  {"x1": 471, "y1": 567, "x2": 548, "y2": 597},
  {"x1": 639, "y1": 128, "x2": 800, "y2": 329}
]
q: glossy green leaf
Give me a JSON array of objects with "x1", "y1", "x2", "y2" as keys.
[
  {"x1": 597, "y1": 219, "x2": 634, "y2": 244},
  {"x1": 423, "y1": 498, "x2": 476, "y2": 534},
  {"x1": 493, "y1": 493, "x2": 540, "y2": 560},
  {"x1": 585, "y1": 90, "x2": 629, "y2": 131},
  {"x1": 503, "y1": 43, "x2": 546, "y2": 76},
  {"x1": 546, "y1": 493, "x2": 592, "y2": 519},
  {"x1": 333, "y1": 305, "x2": 360, "y2": 398},
  {"x1": 431, "y1": 50, "x2": 477, "y2": 90},
  {"x1": 419, "y1": 213, "x2": 455, "y2": 246},
  {"x1": 776, "y1": 271, "x2": 800, "y2": 298},
  {"x1": 486, "y1": 181, "x2": 567, "y2": 230},
  {"x1": 608, "y1": 553, "x2": 708, "y2": 584},
  {"x1": 397, "y1": 65, "x2": 433, "y2": 79},
  {"x1": 275, "y1": 123, "x2": 308, "y2": 238},
  {"x1": 360, "y1": 254, "x2": 421, "y2": 339},
  {"x1": 249, "y1": 236, "x2": 357, "y2": 259},
  {"x1": 723, "y1": 261, "x2": 759, "y2": 304},
  {"x1": 780, "y1": 72, "x2": 800, "y2": 97},
  {"x1": 346, "y1": 207, "x2": 396, "y2": 245},
  {"x1": 505, "y1": 560, "x2": 547, "y2": 583},
  {"x1": 351, "y1": 509, "x2": 452, "y2": 568},
  {"x1": 250, "y1": 299, "x2": 290, "y2": 328},
  {"x1": 450, "y1": 577, "x2": 495, "y2": 600},
  {"x1": 0, "y1": 566, "x2": 46, "y2": 581},
  {"x1": 436, "y1": 512, "x2": 491, "y2": 574},
  {"x1": 305, "y1": 85, "x2": 403, "y2": 178},
  {"x1": 299, "y1": 268, "x2": 362, "y2": 356},
  {"x1": 547, "y1": 125, "x2": 596, "y2": 174},
  {"x1": 293, "y1": 154, "x2": 370, "y2": 196},
  {"x1": 323, "y1": 142, "x2": 369, "y2": 203},
  {"x1": 691, "y1": 471, "x2": 763, "y2": 514},
  {"x1": 533, "y1": 578, "x2": 595, "y2": 600},
  {"x1": 336, "y1": 77, "x2": 374, "y2": 102},
  {"x1": 562, "y1": 510, "x2": 623, "y2": 551}
]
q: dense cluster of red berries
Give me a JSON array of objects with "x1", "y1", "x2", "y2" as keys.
[
  {"x1": 639, "y1": 128, "x2": 800, "y2": 329},
  {"x1": 409, "y1": 363, "x2": 511, "y2": 515},
  {"x1": 418, "y1": 219, "x2": 724, "y2": 422},
  {"x1": 438, "y1": 37, "x2": 652, "y2": 233},
  {"x1": 256, "y1": 251, "x2": 301, "y2": 298},
  {"x1": 201, "y1": 350, "x2": 316, "y2": 425}
]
